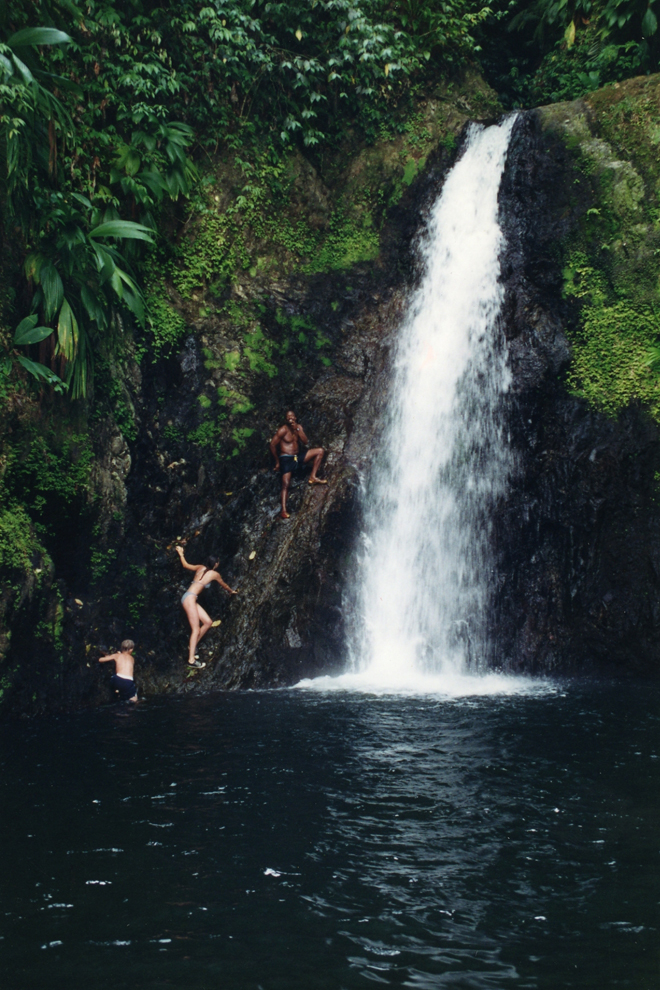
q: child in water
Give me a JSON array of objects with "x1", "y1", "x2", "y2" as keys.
[{"x1": 99, "y1": 640, "x2": 138, "y2": 702}]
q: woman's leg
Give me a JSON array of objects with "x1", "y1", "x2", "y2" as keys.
[
  {"x1": 196, "y1": 604, "x2": 213, "y2": 645},
  {"x1": 182, "y1": 596, "x2": 201, "y2": 664}
]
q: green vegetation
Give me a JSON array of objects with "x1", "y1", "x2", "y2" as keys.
[
  {"x1": 163, "y1": 424, "x2": 184, "y2": 443},
  {"x1": 230, "y1": 425, "x2": 255, "y2": 457},
  {"x1": 0, "y1": 0, "x2": 497, "y2": 395},
  {"x1": 172, "y1": 188, "x2": 381, "y2": 302},
  {"x1": 565, "y1": 259, "x2": 660, "y2": 416},
  {"x1": 274, "y1": 310, "x2": 333, "y2": 366},
  {"x1": 188, "y1": 420, "x2": 225, "y2": 448},
  {"x1": 90, "y1": 545, "x2": 117, "y2": 583},
  {"x1": 3, "y1": 425, "x2": 93, "y2": 528},
  {"x1": 479, "y1": 0, "x2": 659, "y2": 108},
  {"x1": 2, "y1": 0, "x2": 656, "y2": 405},
  {"x1": 554, "y1": 81, "x2": 660, "y2": 422},
  {"x1": 95, "y1": 364, "x2": 138, "y2": 441},
  {"x1": 145, "y1": 286, "x2": 189, "y2": 360},
  {"x1": 217, "y1": 384, "x2": 254, "y2": 414},
  {"x1": 0, "y1": 504, "x2": 48, "y2": 576}
]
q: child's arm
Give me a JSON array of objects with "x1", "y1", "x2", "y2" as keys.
[
  {"x1": 176, "y1": 545, "x2": 200, "y2": 572},
  {"x1": 99, "y1": 653, "x2": 118, "y2": 663}
]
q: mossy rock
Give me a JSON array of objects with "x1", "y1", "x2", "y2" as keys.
[{"x1": 538, "y1": 74, "x2": 660, "y2": 420}]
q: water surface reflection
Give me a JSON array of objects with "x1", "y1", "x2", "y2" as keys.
[{"x1": 0, "y1": 683, "x2": 657, "y2": 988}]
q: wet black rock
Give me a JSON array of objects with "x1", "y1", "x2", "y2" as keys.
[{"x1": 493, "y1": 109, "x2": 660, "y2": 675}]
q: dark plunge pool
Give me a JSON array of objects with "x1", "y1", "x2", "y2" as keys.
[{"x1": 1, "y1": 681, "x2": 658, "y2": 989}]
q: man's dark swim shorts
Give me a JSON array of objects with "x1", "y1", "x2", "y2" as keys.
[
  {"x1": 279, "y1": 446, "x2": 307, "y2": 475},
  {"x1": 111, "y1": 674, "x2": 136, "y2": 701}
]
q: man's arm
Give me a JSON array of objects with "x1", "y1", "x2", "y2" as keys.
[
  {"x1": 269, "y1": 426, "x2": 285, "y2": 468},
  {"x1": 295, "y1": 423, "x2": 308, "y2": 445}
]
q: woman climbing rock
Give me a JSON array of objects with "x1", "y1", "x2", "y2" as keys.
[{"x1": 176, "y1": 545, "x2": 237, "y2": 668}]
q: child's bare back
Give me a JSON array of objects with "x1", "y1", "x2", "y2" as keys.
[{"x1": 99, "y1": 639, "x2": 138, "y2": 702}]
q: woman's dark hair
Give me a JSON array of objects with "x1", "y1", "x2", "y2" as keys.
[{"x1": 205, "y1": 555, "x2": 219, "y2": 572}]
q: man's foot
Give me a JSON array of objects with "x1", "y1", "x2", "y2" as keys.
[
  {"x1": 280, "y1": 510, "x2": 290, "y2": 519},
  {"x1": 188, "y1": 658, "x2": 206, "y2": 669},
  {"x1": 308, "y1": 478, "x2": 328, "y2": 485}
]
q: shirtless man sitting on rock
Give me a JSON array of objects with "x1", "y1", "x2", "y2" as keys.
[{"x1": 269, "y1": 410, "x2": 327, "y2": 519}]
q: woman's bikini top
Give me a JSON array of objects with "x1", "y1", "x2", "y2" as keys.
[{"x1": 188, "y1": 569, "x2": 213, "y2": 594}]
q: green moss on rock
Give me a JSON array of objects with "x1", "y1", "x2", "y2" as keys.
[
  {"x1": 539, "y1": 75, "x2": 660, "y2": 421},
  {"x1": 566, "y1": 296, "x2": 660, "y2": 417},
  {"x1": 0, "y1": 505, "x2": 48, "y2": 576}
]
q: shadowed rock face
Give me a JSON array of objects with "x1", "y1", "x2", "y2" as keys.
[{"x1": 493, "y1": 108, "x2": 660, "y2": 675}]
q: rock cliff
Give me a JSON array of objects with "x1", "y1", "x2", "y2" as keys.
[
  {"x1": 495, "y1": 76, "x2": 660, "y2": 674},
  {"x1": 2, "y1": 71, "x2": 660, "y2": 713}
]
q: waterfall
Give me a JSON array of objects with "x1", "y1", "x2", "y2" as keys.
[
  {"x1": 299, "y1": 117, "x2": 547, "y2": 696},
  {"x1": 351, "y1": 116, "x2": 516, "y2": 686}
]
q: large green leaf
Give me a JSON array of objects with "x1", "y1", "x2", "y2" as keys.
[
  {"x1": 35, "y1": 70, "x2": 82, "y2": 97},
  {"x1": 56, "y1": 299, "x2": 79, "y2": 362},
  {"x1": 16, "y1": 355, "x2": 67, "y2": 392},
  {"x1": 80, "y1": 286, "x2": 107, "y2": 326},
  {"x1": 8, "y1": 28, "x2": 72, "y2": 48},
  {"x1": 24, "y1": 252, "x2": 44, "y2": 281},
  {"x1": 10, "y1": 51, "x2": 34, "y2": 84},
  {"x1": 66, "y1": 325, "x2": 90, "y2": 400},
  {"x1": 642, "y1": 7, "x2": 658, "y2": 36},
  {"x1": 89, "y1": 221, "x2": 155, "y2": 243},
  {"x1": 14, "y1": 315, "x2": 55, "y2": 346},
  {"x1": 107, "y1": 264, "x2": 145, "y2": 323},
  {"x1": 39, "y1": 264, "x2": 64, "y2": 321},
  {"x1": 139, "y1": 171, "x2": 170, "y2": 196},
  {"x1": 91, "y1": 243, "x2": 116, "y2": 282}
]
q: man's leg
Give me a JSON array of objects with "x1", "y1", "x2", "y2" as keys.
[
  {"x1": 280, "y1": 471, "x2": 292, "y2": 518},
  {"x1": 303, "y1": 447, "x2": 327, "y2": 484}
]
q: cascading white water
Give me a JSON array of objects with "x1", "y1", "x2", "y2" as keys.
[
  {"x1": 349, "y1": 117, "x2": 517, "y2": 688},
  {"x1": 298, "y1": 116, "x2": 550, "y2": 696}
]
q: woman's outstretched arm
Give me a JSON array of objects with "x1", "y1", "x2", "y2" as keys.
[
  {"x1": 210, "y1": 571, "x2": 238, "y2": 595},
  {"x1": 176, "y1": 546, "x2": 200, "y2": 572}
]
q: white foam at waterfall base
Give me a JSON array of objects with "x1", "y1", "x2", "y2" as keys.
[
  {"x1": 296, "y1": 116, "x2": 550, "y2": 699},
  {"x1": 294, "y1": 663, "x2": 556, "y2": 699},
  {"x1": 294, "y1": 668, "x2": 554, "y2": 698}
]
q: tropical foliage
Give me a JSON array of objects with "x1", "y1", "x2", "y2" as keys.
[
  {"x1": 0, "y1": 4, "x2": 194, "y2": 397},
  {"x1": 481, "y1": 0, "x2": 659, "y2": 106},
  {"x1": 0, "y1": 0, "x2": 657, "y2": 396}
]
